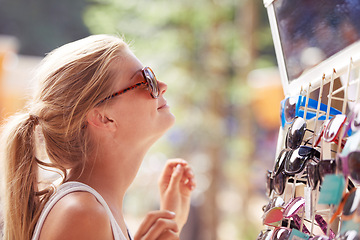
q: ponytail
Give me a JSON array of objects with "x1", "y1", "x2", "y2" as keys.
[{"x1": 0, "y1": 112, "x2": 51, "y2": 240}]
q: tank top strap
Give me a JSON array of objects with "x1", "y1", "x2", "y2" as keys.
[{"x1": 31, "y1": 181, "x2": 129, "y2": 240}]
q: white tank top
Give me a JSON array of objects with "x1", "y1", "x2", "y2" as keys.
[{"x1": 31, "y1": 181, "x2": 131, "y2": 240}]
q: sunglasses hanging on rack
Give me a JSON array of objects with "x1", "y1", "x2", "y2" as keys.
[{"x1": 338, "y1": 130, "x2": 360, "y2": 185}]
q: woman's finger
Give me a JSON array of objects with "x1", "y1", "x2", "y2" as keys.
[
  {"x1": 135, "y1": 210, "x2": 176, "y2": 238},
  {"x1": 141, "y1": 218, "x2": 179, "y2": 240},
  {"x1": 167, "y1": 164, "x2": 184, "y2": 191},
  {"x1": 158, "y1": 159, "x2": 188, "y2": 188}
]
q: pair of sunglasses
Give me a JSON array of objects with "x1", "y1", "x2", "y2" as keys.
[
  {"x1": 267, "y1": 147, "x2": 319, "y2": 196},
  {"x1": 263, "y1": 197, "x2": 335, "y2": 238},
  {"x1": 284, "y1": 146, "x2": 321, "y2": 175},
  {"x1": 263, "y1": 196, "x2": 285, "y2": 213},
  {"x1": 266, "y1": 170, "x2": 308, "y2": 197},
  {"x1": 267, "y1": 170, "x2": 287, "y2": 197},
  {"x1": 268, "y1": 150, "x2": 291, "y2": 197},
  {"x1": 338, "y1": 131, "x2": 360, "y2": 185},
  {"x1": 329, "y1": 187, "x2": 360, "y2": 224},
  {"x1": 314, "y1": 114, "x2": 347, "y2": 147},
  {"x1": 280, "y1": 95, "x2": 341, "y2": 128},
  {"x1": 306, "y1": 159, "x2": 336, "y2": 190},
  {"x1": 286, "y1": 117, "x2": 314, "y2": 150},
  {"x1": 97, "y1": 66, "x2": 160, "y2": 105},
  {"x1": 263, "y1": 197, "x2": 307, "y2": 231},
  {"x1": 256, "y1": 227, "x2": 292, "y2": 240}
]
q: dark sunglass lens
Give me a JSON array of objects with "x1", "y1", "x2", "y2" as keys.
[
  {"x1": 274, "y1": 149, "x2": 289, "y2": 175},
  {"x1": 274, "y1": 172, "x2": 286, "y2": 195},
  {"x1": 306, "y1": 162, "x2": 318, "y2": 190},
  {"x1": 284, "y1": 97, "x2": 297, "y2": 123},
  {"x1": 287, "y1": 117, "x2": 307, "y2": 150},
  {"x1": 348, "y1": 152, "x2": 360, "y2": 184},
  {"x1": 298, "y1": 145, "x2": 320, "y2": 159},
  {"x1": 343, "y1": 189, "x2": 360, "y2": 216},
  {"x1": 318, "y1": 159, "x2": 336, "y2": 183},
  {"x1": 273, "y1": 228, "x2": 291, "y2": 240},
  {"x1": 266, "y1": 171, "x2": 273, "y2": 197}
]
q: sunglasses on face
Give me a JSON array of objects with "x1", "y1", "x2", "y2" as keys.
[
  {"x1": 97, "y1": 66, "x2": 160, "y2": 105},
  {"x1": 280, "y1": 95, "x2": 342, "y2": 128},
  {"x1": 306, "y1": 159, "x2": 336, "y2": 190},
  {"x1": 286, "y1": 117, "x2": 314, "y2": 150},
  {"x1": 314, "y1": 115, "x2": 347, "y2": 148}
]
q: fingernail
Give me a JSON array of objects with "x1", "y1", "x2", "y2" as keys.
[
  {"x1": 175, "y1": 164, "x2": 182, "y2": 172},
  {"x1": 169, "y1": 211, "x2": 176, "y2": 216}
]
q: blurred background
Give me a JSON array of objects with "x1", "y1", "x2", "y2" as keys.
[{"x1": 0, "y1": 0, "x2": 285, "y2": 239}]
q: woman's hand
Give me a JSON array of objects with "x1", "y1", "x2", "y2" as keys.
[
  {"x1": 134, "y1": 210, "x2": 179, "y2": 240},
  {"x1": 158, "y1": 159, "x2": 196, "y2": 231}
]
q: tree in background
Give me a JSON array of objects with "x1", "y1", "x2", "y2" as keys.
[{"x1": 84, "y1": 1, "x2": 277, "y2": 239}]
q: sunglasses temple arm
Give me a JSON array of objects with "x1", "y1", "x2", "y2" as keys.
[
  {"x1": 347, "y1": 179, "x2": 355, "y2": 191},
  {"x1": 315, "y1": 215, "x2": 336, "y2": 239},
  {"x1": 292, "y1": 214, "x2": 310, "y2": 234}
]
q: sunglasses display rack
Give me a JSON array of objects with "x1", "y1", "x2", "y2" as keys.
[
  {"x1": 261, "y1": 1, "x2": 360, "y2": 239},
  {"x1": 260, "y1": 61, "x2": 360, "y2": 239}
]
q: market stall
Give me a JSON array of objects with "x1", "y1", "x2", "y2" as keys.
[{"x1": 259, "y1": 0, "x2": 360, "y2": 239}]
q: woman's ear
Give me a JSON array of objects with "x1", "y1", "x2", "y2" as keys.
[{"x1": 86, "y1": 108, "x2": 117, "y2": 132}]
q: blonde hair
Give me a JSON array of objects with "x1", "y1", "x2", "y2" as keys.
[{"x1": 0, "y1": 35, "x2": 129, "y2": 240}]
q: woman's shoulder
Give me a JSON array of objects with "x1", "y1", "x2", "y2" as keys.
[{"x1": 38, "y1": 191, "x2": 114, "y2": 240}]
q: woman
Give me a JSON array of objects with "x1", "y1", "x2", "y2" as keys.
[{"x1": 0, "y1": 34, "x2": 196, "y2": 240}]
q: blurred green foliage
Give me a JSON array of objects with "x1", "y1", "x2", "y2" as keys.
[{"x1": 83, "y1": 1, "x2": 277, "y2": 239}]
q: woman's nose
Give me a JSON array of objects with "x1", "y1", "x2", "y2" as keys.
[{"x1": 158, "y1": 81, "x2": 167, "y2": 95}]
